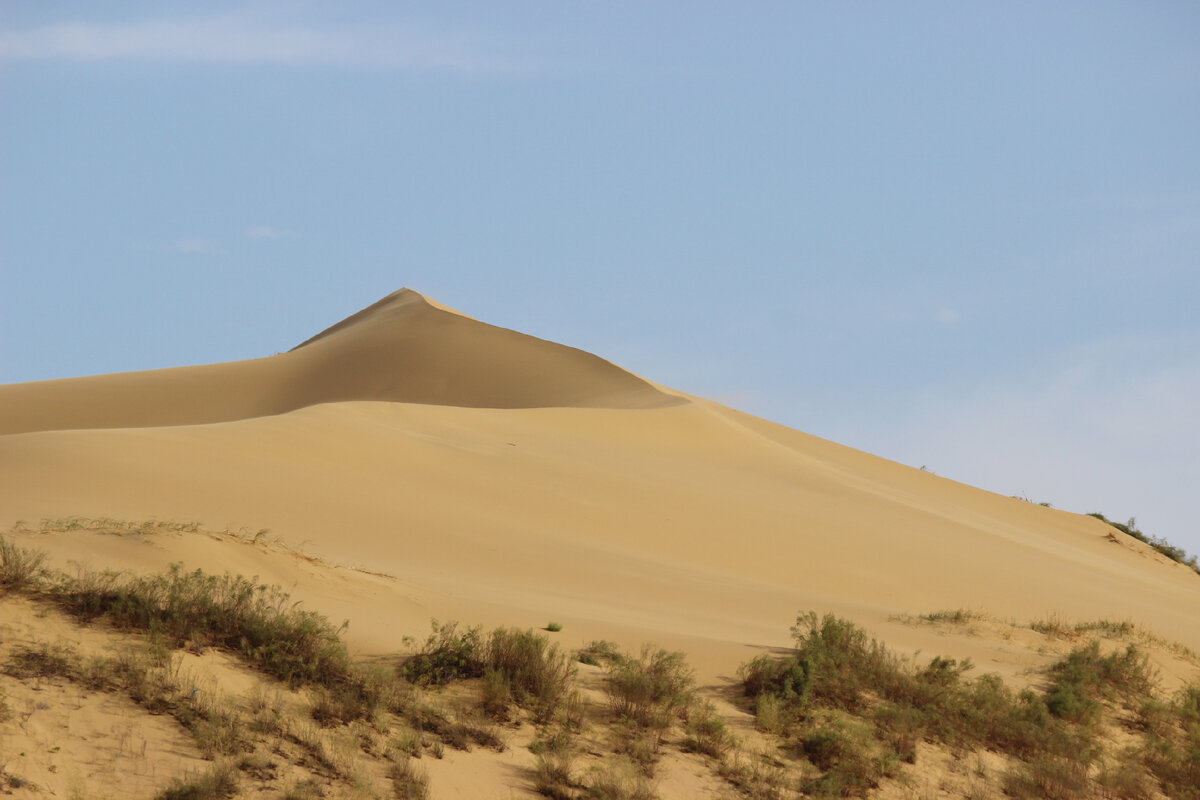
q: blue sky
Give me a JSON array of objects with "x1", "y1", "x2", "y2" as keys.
[{"x1": 2, "y1": 2, "x2": 1198, "y2": 557}]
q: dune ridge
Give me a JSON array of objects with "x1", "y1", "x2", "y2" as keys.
[{"x1": 0, "y1": 288, "x2": 680, "y2": 436}]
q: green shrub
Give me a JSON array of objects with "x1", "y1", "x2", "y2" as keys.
[
  {"x1": 50, "y1": 563, "x2": 353, "y2": 687},
  {"x1": 1046, "y1": 641, "x2": 1154, "y2": 724},
  {"x1": 485, "y1": 627, "x2": 576, "y2": 722},
  {"x1": 605, "y1": 645, "x2": 694, "y2": 730},
  {"x1": 401, "y1": 620, "x2": 485, "y2": 685},
  {"x1": 577, "y1": 640, "x2": 626, "y2": 667},
  {"x1": 681, "y1": 700, "x2": 735, "y2": 759}
]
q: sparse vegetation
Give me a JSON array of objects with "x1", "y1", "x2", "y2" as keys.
[
  {"x1": 49, "y1": 562, "x2": 354, "y2": 688},
  {"x1": 401, "y1": 621, "x2": 575, "y2": 722},
  {"x1": 5, "y1": 530, "x2": 1200, "y2": 800},
  {"x1": 1089, "y1": 512, "x2": 1199, "y2": 573},
  {"x1": 577, "y1": 640, "x2": 626, "y2": 667},
  {"x1": 155, "y1": 761, "x2": 239, "y2": 800},
  {"x1": 736, "y1": 610, "x2": 1200, "y2": 799},
  {"x1": 547, "y1": 621, "x2": 564, "y2": 632},
  {"x1": 0, "y1": 537, "x2": 48, "y2": 592},
  {"x1": 388, "y1": 756, "x2": 430, "y2": 800}
]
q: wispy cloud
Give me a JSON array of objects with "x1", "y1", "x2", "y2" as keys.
[
  {"x1": 935, "y1": 307, "x2": 961, "y2": 325},
  {"x1": 829, "y1": 332, "x2": 1200, "y2": 557},
  {"x1": 0, "y1": 12, "x2": 519, "y2": 72},
  {"x1": 243, "y1": 225, "x2": 296, "y2": 240},
  {"x1": 165, "y1": 237, "x2": 224, "y2": 255}
]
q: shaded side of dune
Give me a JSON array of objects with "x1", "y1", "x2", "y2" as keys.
[{"x1": 0, "y1": 289, "x2": 680, "y2": 435}]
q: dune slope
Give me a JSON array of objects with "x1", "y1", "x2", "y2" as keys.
[
  {"x1": 0, "y1": 288, "x2": 679, "y2": 436},
  {"x1": 2, "y1": 288, "x2": 1199, "y2": 688}
]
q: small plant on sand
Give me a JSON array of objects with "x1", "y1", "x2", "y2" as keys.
[
  {"x1": 155, "y1": 761, "x2": 239, "y2": 800},
  {"x1": 402, "y1": 622, "x2": 575, "y2": 722},
  {"x1": 0, "y1": 537, "x2": 47, "y2": 593},
  {"x1": 546, "y1": 621, "x2": 564, "y2": 632},
  {"x1": 401, "y1": 620, "x2": 486, "y2": 685},
  {"x1": 577, "y1": 640, "x2": 625, "y2": 667},
  {"x1": 389, "y1": 756, "x2": 430, "y2": 800},
  {"x1": 605, "y1": 645, "x2": 694, "y2": 731}
]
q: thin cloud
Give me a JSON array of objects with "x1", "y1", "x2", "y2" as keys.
[
  {"x1": 936, "y1": 307, "x2": 961, "y2": 325},
  {"x1": 244, "y1": 226, "x2": 296, "y2": 240},
  {"x1": 166, "y1": 237, "x2": 223, "y2": 255},
  {"x1": 0, "y1": 13, "x2": 520, "y2": 72},
  {"x1": 833, "y1": 333, "x2": 1200, "y2": 558}
]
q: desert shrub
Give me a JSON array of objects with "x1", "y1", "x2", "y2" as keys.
[
  {"x1": 605, "y1": 645, "x2": 694, "y2": 731},
  {"x1": 800, "y1": 722, "x2": 885, "y2": 798},
  {"x1": 156, "y1": 762, "x2": 239, "y2": 800},
  {"x1": 1046, "y1": 641, "x2": 1154, "y2": 724},
  {"x1": 1139, "y1": 685, "x2": 1200, "y2": 800},
  {"x1": 681, "y1": 699, "x2": 735, "y2": 759},
  {"x1": 752, "y1": 691, "x2": 786, "y2": 734},
  {"x1": 50, "y1": 563, "x2": 352, "y2": 687},
  {"x1": 872, "y1": 703, "x2": 922, "y2": 763},
  {"x1": 533, "y1": 730, "x2": 577, "y2": 800},
  {"x1": 0, "y1": 537, "x2": 47, "y2": 593},
  {"x1": 582, "y1": 757, "x2": 658, "y2": 800},
  {"x1": 402, "y1": 621, "x2": 485, "y2": 685},
  {"x1": 1003, "y1": 755, "x2": 1091, "y2": 800},
  {"x1": 485, "y1": 627, "x2": 576, "y2": 722},
  {"x1": 739, "y1": 610, "x2": 1096, "y2": 775},
  {"x1": 577, "y1": 640, "x2": 626, "y2": 667},
  {"x1": 389, "y1": 757, "x2": 430, "y2": 800},
  {"x1": 3, "y1": 642, "x2": 77, "y2": 680},
  {"x1": 1095, "y1": 755, "x2": 1155, "y2": 800}
]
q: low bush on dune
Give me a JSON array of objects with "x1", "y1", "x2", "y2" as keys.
[
  {"x1": 49, "y1": 562, "x2": 354, "y2": 688},
  {"x1": 155, "y1": 762, "x2": 239, "y2": 800},
  {"x1": 739, "y1": 611, "x2": 1200, "y2": 800},
  {"x1": 402, "y1": 620, "x2": 576, "y2": 722},
  {"x1": 0, "y1": 537, "x2": 48, "y2": 593},
  {"x1": 1088, "y1": 512, "x2": 1200, "y2": 573}
]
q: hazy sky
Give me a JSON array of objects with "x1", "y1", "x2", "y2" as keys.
[{"x1": 2, "y1": 2, "x2": 1198, "y2": 557}]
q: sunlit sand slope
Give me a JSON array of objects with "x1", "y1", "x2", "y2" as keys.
[
  {"x1": 0, "y1": 288, "x2": 679, "y2": 435},
  {"x1": 1, "y1": 289, "x2": 1198, "y2": 685}
]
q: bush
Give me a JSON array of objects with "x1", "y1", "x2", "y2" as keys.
[
  {"x1": 1003, "y1": 755, "x2": 1090, "y2": 800},
  {"x1": 389, "y1": 757, "x2": 430, "y2": 800},
  {"x1": 577, "y1": 640, "x2": 626, "y2": 667},
  {"x1": 402, "y1": 621, "x2": 485, "y2": 685},
  {"x1": 605, "y1": 646, "x2": 694, "y2": 730},
  {"x1": 50, "y1": 563, "x2": 353, "y2": 687},
  {"x1": 681, "y1": 700, "x2": 735, "y2": 759},
  {"x1": 485, "y1": 627, "x2": 576, "y2": 722},
  {"x1": 156, "y1": 762, "x2": 239, "y2": 800},
  {"x1": 1046, "y1": 641, "x2": 1154, "y2": 723},
  {"x1": 0, "y1": 537, "x2": 47, "y2": 593}
]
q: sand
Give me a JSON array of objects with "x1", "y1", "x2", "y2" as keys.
[{"x1": 2, "y1": 288, "x2": 1198, "y2": 797}]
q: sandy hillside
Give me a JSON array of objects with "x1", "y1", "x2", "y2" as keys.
[
  {"x1": 3, "y1": 288, "x2": 1198, "y2": 680},
  {"x1": 3, "y1": 288, "x2": 1199, "y2": 798}
]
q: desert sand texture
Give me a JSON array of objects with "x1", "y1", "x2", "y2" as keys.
[{"x1": 2, "y1": 288, "x2": 1198, "y2": 799}]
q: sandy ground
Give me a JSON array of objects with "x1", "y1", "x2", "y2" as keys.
[{"x1": 2, "y1": 288, "x2": 1199, "y2": 797}]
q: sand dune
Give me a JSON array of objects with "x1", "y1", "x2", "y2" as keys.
[
  {"x1": 4, "y1": 288, "x2": 1200, "y2": 797},
  {"x1": 2, "y1": 289, "x2": 1198, "y2": 685},
  {"x1": 0, "y1": 288, "x2": 678, "y2": 436}
]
